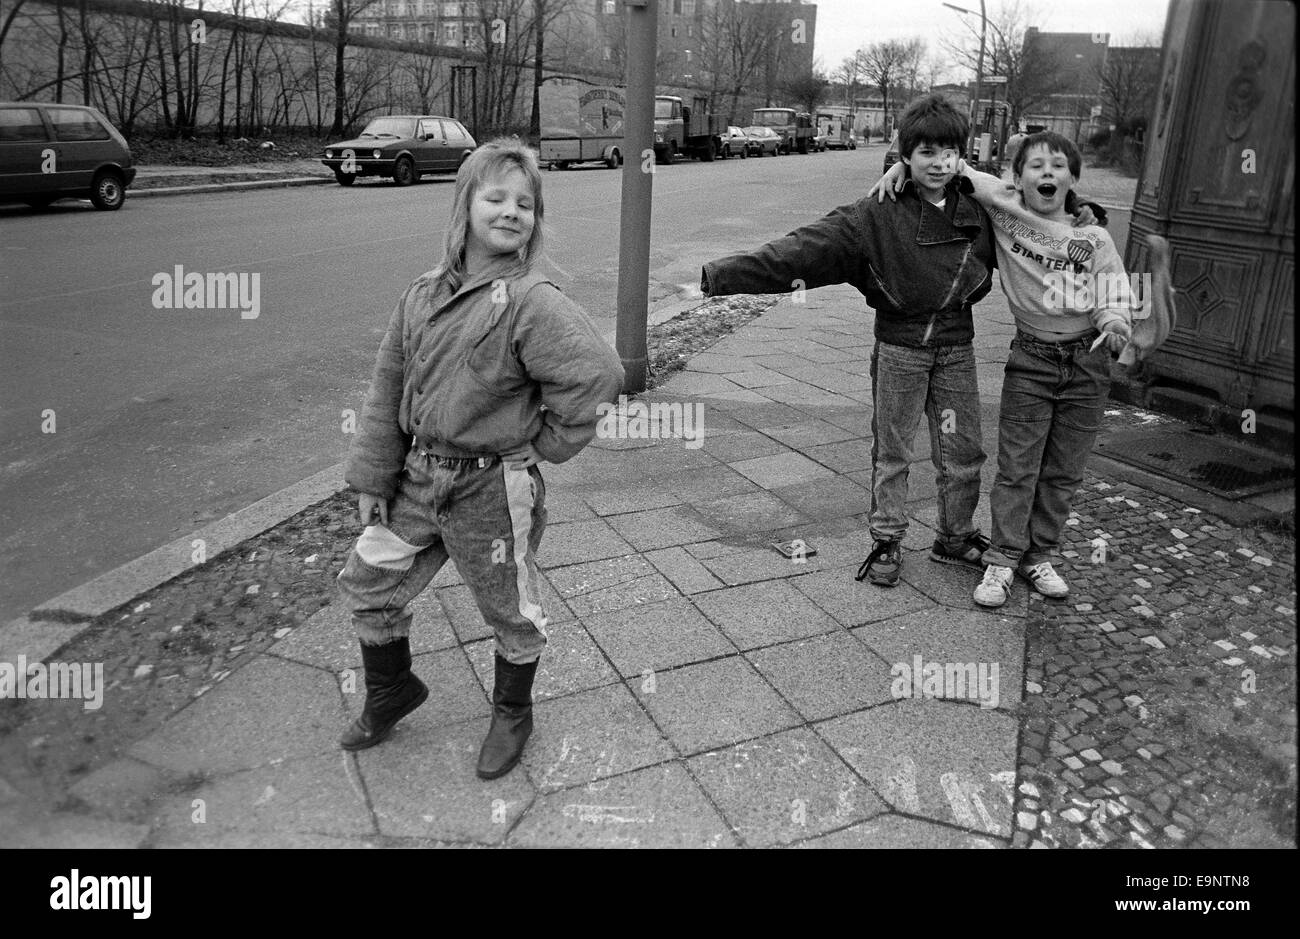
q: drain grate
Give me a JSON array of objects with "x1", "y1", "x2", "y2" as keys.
[{"x1": 1096, "y1": 429, "x2": 1295, "y2": 499}]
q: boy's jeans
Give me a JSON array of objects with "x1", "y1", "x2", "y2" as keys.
[
  {"x1": 868, "y1": 339, "x2": 986, "y2": 546},
  {"x1": 983, "y1": 330, "x2": 1111, "y2": 569},
  {"x1": 336, "y1": 445, "x2": 548, "y2": 665}
]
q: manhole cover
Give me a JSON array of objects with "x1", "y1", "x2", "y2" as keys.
[{"x1": 1096, "y1": 429, "x2": 1295, "y2": 499}]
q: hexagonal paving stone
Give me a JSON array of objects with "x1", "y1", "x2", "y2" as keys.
[
  {"x1": 506, "y1": 762, "x2": 736, "y2": 848},
  {"x1": 748, "y1": 631, "x2": 896, "y2": 721},
  {"x1": 520, "y1": 683, "x2": 675, "y2": 793},
  {"x1": 817, "y1": 697, "x2": 1017, "y2": 837},
  {"x1": 144, "y1": 752, "x2": 374, "y2": 843},
  {"x1": 852, "y1": 607, "x2": 1025, "y2": 713},
  {"x1": 793, "y1": 813, "x2": 1002, "y2": 848},
  {"x1": 341, "y1": 647, "x2": 488, "y2": 730},
  {"x1": 128, "y1": 657, "x2": 345, "y2": 776},
  {"x1": 689, "y1": 727, "x2": 886, "y2": 847},
  {"x1": 633, "y1": 657, "x2": 801, "y2": 755},
  {"x1": 358, "y1": 716, "x2": 534, "y2": 844}
]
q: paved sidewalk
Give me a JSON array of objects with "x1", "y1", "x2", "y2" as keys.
[{"x1": 1, "y1": 285, "x2": 1293, "y2": 848}]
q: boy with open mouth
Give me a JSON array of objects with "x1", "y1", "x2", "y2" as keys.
[{"x1": 872, "y1": 131, "x2": 1176, "y2": 608}]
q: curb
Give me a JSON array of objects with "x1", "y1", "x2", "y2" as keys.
[
  {"x1": 130, "y1": 175, "x2": 334, "y2": 198},
  {"x1": 0, "y1": 463, "x2": 347, "y2": 667}
]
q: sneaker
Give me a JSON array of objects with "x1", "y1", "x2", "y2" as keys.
[
  {"x1": 1020, "y1": 561, "x2": 1070, "y2": 598},
  {"x1": 930, "y1": 530, "x2": 992, "y2": 568},
  {"x1": 856, "y1": 539, "x2": 903, "y2": 587},
  {"x1": 973, "y1": 564, "x2": 1014, "y2": 607}
]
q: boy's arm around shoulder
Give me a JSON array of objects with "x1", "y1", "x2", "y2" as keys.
[
  {"x1": 701, "y1": 201, "x2": 865, "y2": 297},
  {"x1": 513, "y1": 285, "x2": 624, "y2": 464},
  {"x1": 958, "y1": 162, "x2": 1020, "y2": 215},
  {"x1": 345, "y1": 279, "x2": 421, "y2": 500}
]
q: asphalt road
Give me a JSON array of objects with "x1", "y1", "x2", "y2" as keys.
[{"x1": 0, "y1": 142, "x2": 891, "y2": 623}]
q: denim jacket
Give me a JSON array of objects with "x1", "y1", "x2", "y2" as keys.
[{"x1": 702, "y1": 176, "x2": 996, "y2": 348}]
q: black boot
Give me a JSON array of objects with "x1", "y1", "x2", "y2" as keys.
[
  {"x1": 339, "y1": 637, "x2": 429, "y2": 751},
  {"x1": 476, "y1": 654, "x2": 538, "y2": 780}
]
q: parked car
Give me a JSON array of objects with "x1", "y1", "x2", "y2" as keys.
[
  {"x1": 321, "y1": 115, "x2": 476, "y2": 186},
  {"x1": 719, "y1": 125, "x2": 749, "y2": 159},
  {"x1": 0, "y1": 102, "x2": 135, "y2": 210},
  {"x1": 742, "y1": 125, "x2": 781, "y2": 157},
  {"x1": 883, "y1": 130, "x2": 900, "y2": 174}
]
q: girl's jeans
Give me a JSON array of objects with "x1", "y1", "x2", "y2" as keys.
[
  {"x1": 336, "y1": 445, "x2": 548, "y2": 665},
  {"x1": 868, "y1": 340, "x2": 987, "y2": 546},
  {"x1": 983, "y1": 330, "x2": 1111, "y2": 570}
]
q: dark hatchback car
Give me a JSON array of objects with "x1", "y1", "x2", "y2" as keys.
[
  {"x1": 322, "y1": 115, "x2": 477, "y2": 186},
  {"x1": 0, "y1": 102, "x2": 136, "y2": 210}
]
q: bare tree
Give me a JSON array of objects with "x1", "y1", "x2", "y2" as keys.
[
  {"x1": 781, "y1": 70, "x2": 828, "y2": 116},
  {"x1": 527, "y1": 0, "x2": 582, "y2": 143},
  {"x1": 327, "y1": 0, "x2": 382, "y2": 135},
  {"x1": 697, "y1": 0, "x2": 786, "y2": 123},
  {"x1": 940, "y1": 0, "x2": 1071, "y2": 132},
  {"x1": 1094, "y1": 32, "x2": 1160, "y2": 129},
  {"x1": 0, "y1": 0, "x2": 31, "y2": 74},
  {"x1": 831, "y1": 49, "x2": 866, "y2": 107},
  {"x1": 400, "y1": 44, "x2": 447, "y2": 114},
  {"x1": 860, "y1": 38, "x2": 922, "y2": 129}
]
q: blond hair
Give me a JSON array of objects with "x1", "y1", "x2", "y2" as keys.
[{"x1": 433, "y1": 138, "x2": 545, "y2": 290}]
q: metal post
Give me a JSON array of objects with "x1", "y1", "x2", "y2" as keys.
[
  {"x1": 989, "y1": 81, "x2": 998, "y2": 171},
  {"x1": 614, "y1": 0, "x2": 658, "y2": 394}
]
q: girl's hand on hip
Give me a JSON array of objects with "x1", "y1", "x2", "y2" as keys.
[
  {"x1": 502, "y1": 443, "x2": 543, "y2": 470},
  {"x1": 358, "y1": 493, "x2": 389, "y2": 527}
]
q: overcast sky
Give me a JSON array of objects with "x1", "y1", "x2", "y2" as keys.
[{"x1": 814, "y1": 0, "x2": 1170, "y2": 82}]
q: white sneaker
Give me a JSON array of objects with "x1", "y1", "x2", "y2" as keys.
[
  {"x1": 1021, "y1": 561, "x2": 1070, "y2": 598},
  {"x1": 974, "y1": 564, "x2": 1014, "y2": 608}
]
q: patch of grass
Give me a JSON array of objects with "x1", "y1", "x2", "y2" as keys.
[
  {"x1": 130, "y1": 132, "x2": 330, "y2": 167},
  {"x1": 645, "y1": 294, "x2": 780, "y2": 390}
]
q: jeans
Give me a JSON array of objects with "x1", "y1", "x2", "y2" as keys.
[
  {"x1": 869, "y1": 340, "x2": 986, "y2": 545},
  {"x1": 983, "y1": 330, "x2": 1111, "y2": 569},
  {"x1": 336, "y1": 444, "x2": 549, "y2": 664}
]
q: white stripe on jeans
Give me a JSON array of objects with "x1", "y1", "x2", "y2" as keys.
[{"x1": 503, "y1": 466, "x2": 549, "y2": 642}]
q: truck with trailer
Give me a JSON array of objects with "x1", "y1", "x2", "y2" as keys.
[
  {"x1": 815, "y1": 106, "x2": 858, "y2": 149},
  {"x1": 539, "y1": 81, "x2": 626, "y2": 170},
  {"x1": 653, "y1": 94, "x2": 724, "y2": 163},
  {"x1": 750, "y1": 107, "x2": 815, "y2": 154}
]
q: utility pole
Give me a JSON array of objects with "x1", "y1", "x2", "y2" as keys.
[
  {"x1": 944, "y1": 1, "x2": 987, "y2": 161},
  {"x1": 614, "y1": 0, "x2": 658, "y2": 394}
]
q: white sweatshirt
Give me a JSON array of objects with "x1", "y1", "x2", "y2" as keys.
[{"x1": 962, "y1": 167, "x2": 1135, "y2": 340}]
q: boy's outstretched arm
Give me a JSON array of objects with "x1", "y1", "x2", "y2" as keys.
[{"x1": 701, "y1": 203, "x2": 863, "y2": 298}]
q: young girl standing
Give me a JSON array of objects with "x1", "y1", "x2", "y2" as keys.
[{"x1": 336, "y1": 140, "x2": 623, "y2": 778}]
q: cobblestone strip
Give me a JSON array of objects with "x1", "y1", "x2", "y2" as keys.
[{"x1": 1012, "y1": 473, "x2": 1296, "y2": 848}]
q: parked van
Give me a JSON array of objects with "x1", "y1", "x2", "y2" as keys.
[{"x1": 0, "y1": 102, "x2": 136, "y2": 210}]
